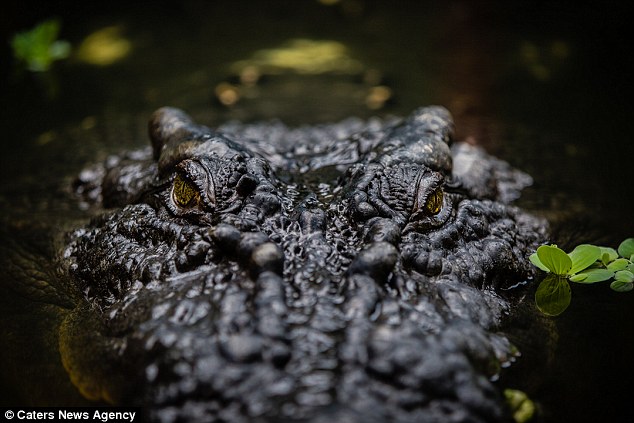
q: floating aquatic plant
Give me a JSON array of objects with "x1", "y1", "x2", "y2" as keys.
[{"x1": 530, "y1": 238, "x2": 634, "y2": 316}]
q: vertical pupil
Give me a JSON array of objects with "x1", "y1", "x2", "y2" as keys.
[
  {"x1": 425, "y1": 188, "x2": 443, "y2": 215},
  {"x1": 173, "y1": 174, "x2": 198, "y2": 207}
]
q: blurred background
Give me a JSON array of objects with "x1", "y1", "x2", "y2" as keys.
[{"x1": 1, "y1": 0, "x2": 632, "y2": 421}]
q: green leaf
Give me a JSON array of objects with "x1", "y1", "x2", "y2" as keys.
[
  {"x1": 615, "y1": 270, "x2": 634, "y2": 283},
  {"x1": 529, "y1": 252, "x2": 550, "y2": 272},
  {"x1": 568, "y1": 244, "x2": 601, "y2": 274},
  {"x1": 569, "y1": 273, "x2": 588, "y2": 282},
  {"x1": 535, "y1": 274, "x2": 571, "y2": 316},
  {"x1": 607, "y1": 258, "x2": 629, "y2": 272},
  {"x1": 536, "y1": 245, "x2": 572, "y2": 276},
  {"x1": 618, "y1": 238, "x2": 634, "y2": 259},
  {"x1": 600, "y1": 247, "x2": 618, "y2": 265},
  {"x1": 610, "y1": 280, "x2": 634, "y2": 292},
  {"x1": 571, "y1": 268, "x2": 614, "y2": 284}
]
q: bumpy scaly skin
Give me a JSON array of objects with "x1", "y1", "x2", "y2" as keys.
[{"x1": 65, "y1": 107, "x2": 547, "y2": 422}]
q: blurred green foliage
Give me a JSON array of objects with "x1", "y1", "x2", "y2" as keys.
[{"x1": 11, "y1": 19, "x2": 71, "y2": 72}]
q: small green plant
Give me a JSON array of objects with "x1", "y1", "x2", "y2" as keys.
[
  {"x1": 10, "y1": 19, "x2": 71, "y2": 72},
  {"x1": 530, "y1": 238, "x2": 634, "y2": 316},
  {"x1": 504, "y1": 389, "x2": 536, "y2": 423}
]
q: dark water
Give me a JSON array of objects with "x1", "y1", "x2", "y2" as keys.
[{"x1": 1, "y1": 1, "x2": 632, "y2": 421}]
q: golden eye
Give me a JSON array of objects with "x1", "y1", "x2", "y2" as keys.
[
  {"x1": 425, "y1": 188, "x2": 443, "y2": 215},
  {"x1": 172, "y1": 173, "x2": 201, "y2": 208}
]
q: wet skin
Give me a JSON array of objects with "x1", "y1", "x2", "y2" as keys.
[{"x1": 63, "y1": 106, "x2": 547, "y2": 422}]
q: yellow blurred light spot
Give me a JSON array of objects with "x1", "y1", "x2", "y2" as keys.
[
  {"x1": 365, "y1": 85, "x2": 392, "y2": 110},
  {"x1": 76, "y1": 26, "x2": 131, "y2": 66},
  {"x1": 232, "y1": 38, "x2": 363, "y2": 75},
  {"x1": 81, "y1": 116, "x2": 97, "y2": 130},
  {"x1": 240, "y1": 65, "x2": 261, "y2": 86},
  {"x1": 318, "y1": 0, "x2": 341, "y2": 5},
  {"x1": 215, "y1": 82, "x2": 240, "y2": 106},
  {"x1": 37, "y1": 130, "x2": 56, "y2": 145}
]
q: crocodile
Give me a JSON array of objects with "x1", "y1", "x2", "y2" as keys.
[{"x1": 58, "y1": 106, "x2": 548, "y2": 422}]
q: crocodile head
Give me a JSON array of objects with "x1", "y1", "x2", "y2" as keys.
[{"x1": 63, "y1": 106, "x2": 547, "y2": 422}]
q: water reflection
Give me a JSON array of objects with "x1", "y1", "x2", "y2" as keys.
[
  {"x1": 230, "y1": 38, "x2": 363, "y2": 75},
  {"x1": 214, "y1": 37, "x2": 392, "y2": 113},
  {"x1": 535, "y1": 274, "x2": 571, "y2": 316}
]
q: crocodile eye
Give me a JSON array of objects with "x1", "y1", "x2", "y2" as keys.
[
  {"x1": 172, "y1": 173, "x2": 201, "y2": 208},
  {"x1": 407, "y1": 171, "x2": 451, "y2": 233},
  {"x1": 412, "y1": 171, "x2": 444, "y2": 216},
  {"x1": 425, "y1": 187, "x2": 443, "y2": 215}
]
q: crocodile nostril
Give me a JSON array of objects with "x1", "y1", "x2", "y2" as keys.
[
  {"x1": 299, "y1": 208, "x2": 326, "y2": 234},
  {"x1": 363, "y1": 217, "x2": 401, "y2": 244}
]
